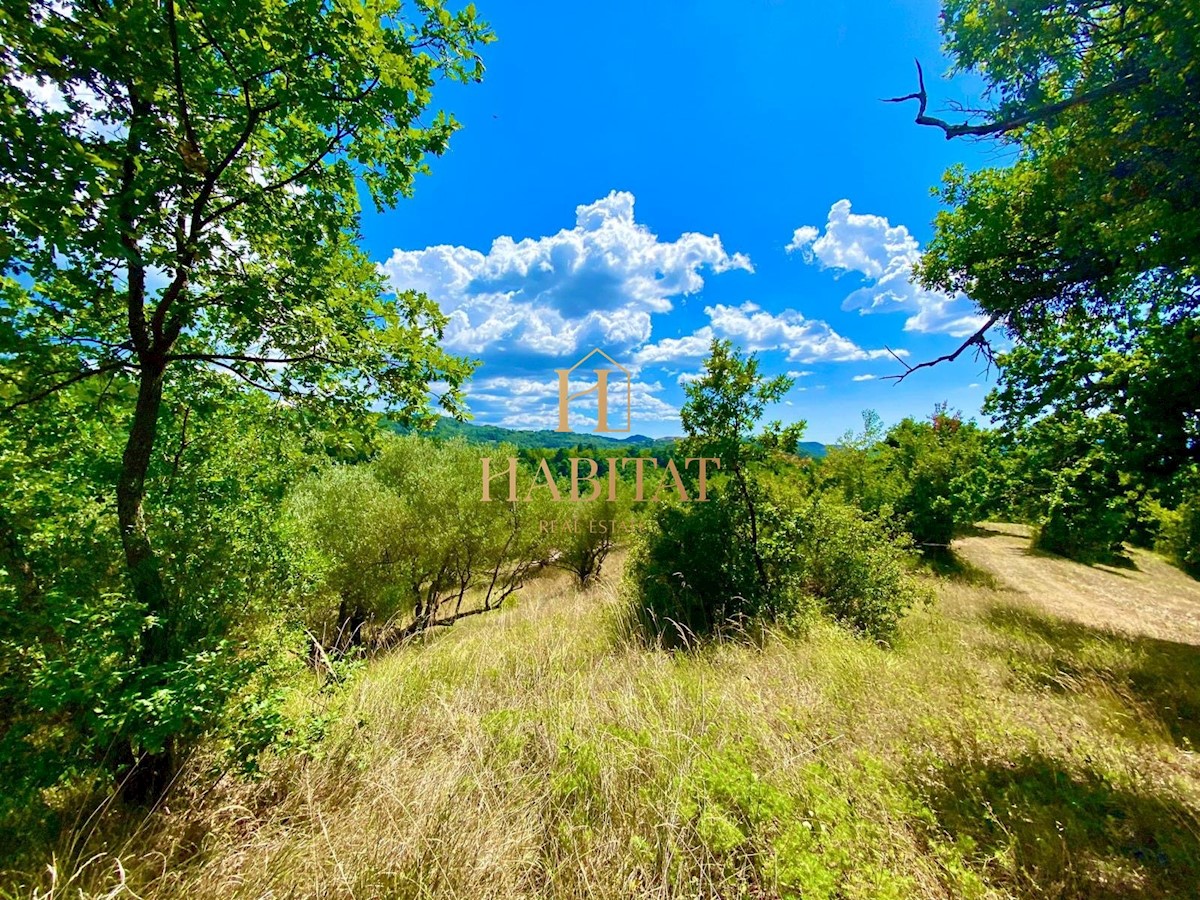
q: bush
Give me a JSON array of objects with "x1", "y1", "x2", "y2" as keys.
[
  {"x1": 0, "y1": 385, "x2": 316, "y2": 828},
  {"x1": 284, "y1": 435, "x2": 555, "y2": 649},
  {"x1": 819, "y1": 406, "x2": 986, "y2": 549},
  {"x1": 547, "y1": 481, "x2": 633, "y2": 587},
  {"x1": 1155, "y1": 495, "x2": 1200, "y2": 577},
  {"x1": 623, "y1": 489, "x2": 928, "y2": 646},
  {"x1": 622, "y1": 488, "x2": 763, "y2": 645},
  {"x1": 777, "y1": 495, "x2": 931, "y2": 639},
  {"x1": 1033, "y1": 457, "x2": 1131, "y2": 562},
  {"x1": 624, "y1": 342, "x2": 925, "y2": 647}
]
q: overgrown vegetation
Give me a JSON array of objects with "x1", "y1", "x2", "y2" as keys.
[
  {"x1": 7, "y1": 552, "x2": 1197, "y2": 899},
  {"x1": 623, "y1": 341, "x2": 929, "y2": 645},
  {"x1": 1, "y1": 0, "x2": 492, "y2": 808},
  {"x1": 284, "y1": 435, "x2": 557, "y2": 650},
  {"x1": 1, "y1": 0, "x2": 1198, "y2": 894}
]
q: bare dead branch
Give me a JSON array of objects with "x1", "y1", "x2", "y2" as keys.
[
  {"x1": 883, "y1": 313, "x2": 1001, "y2": 383},
  {"x1": 883, "y1": 59, "x2": 1148, "y2": 140}
]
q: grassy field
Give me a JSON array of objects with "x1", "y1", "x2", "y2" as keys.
[{"x1": 9, "y1": 531, "x2": 1200, "y2": 899}]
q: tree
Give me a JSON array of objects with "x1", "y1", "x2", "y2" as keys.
[
  {"x1": 624, "y1": 340, "x2": 926, "y2": 644},
  {"x1": 982, "y1": 286, "x2": 1199, "y2": 560},
  {"x1": 680, "y1": 339, "x2": 793, "y2": 596},
  {"x1": 817, "y1": 406, "x2": 986, "y2": 548},
  {"x1": 986, "y1": 287, "x2": 1199, "y2": 496},
  {"x1": 885, "y1": 0, "x2": 1199, "y2": 367},
  {"x1": 0, "y1": 0, "x2": 491, "y2": 800},
  {"x1": 284, "y1": 437, "x2": 554, "y2": 650},
  {"x1": 547, "y1": 468, "x2": 633, "y2": 588},
  {"x1": 881, "y1": 405, "x2": 985, "y2": 548},
  {"x1": 0, "y1": 377, "x2": 326, "y2": 826}
]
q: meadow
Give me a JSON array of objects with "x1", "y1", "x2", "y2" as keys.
[{"x1": 20, "y1": 531, "x2": 1199, "y2": 900}]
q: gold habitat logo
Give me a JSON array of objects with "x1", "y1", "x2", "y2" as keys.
[
  {"x1": 555, "y1": 348, "x2": 630, "y2": 434},
  {"x1": 480, "y1": 348, "x2": 720, "y2": 503}
]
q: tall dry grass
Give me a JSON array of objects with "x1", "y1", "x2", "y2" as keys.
[{"x1": 7, "y1": 553, "x2": 1200, "y2": 899}]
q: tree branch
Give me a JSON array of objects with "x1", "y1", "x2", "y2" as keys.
[
  {"x1": 883, "y1": 59, "x2": 1148, "y2": 139},
  {"x1": 200, "y1": 126, "x2": 351, "y2": 228},
  {"x1": 166, "y1": 0, "x2": 199, "y2": 152},
  {"x1": 167, "y1": 350, "x2": 329, "y2": 365},
  {"x1": 201, "y1": 358, "x2": 286, "y2": 394},
  {"x1": 883, "y1": 314, "x2": 1000, "y2": 383},
  {"x1": 1, "y1": 361, "x2": 136, "y2": 413}
]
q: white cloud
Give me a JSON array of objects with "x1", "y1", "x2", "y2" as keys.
[
  {"x1": 785, "y1": 225, "x2": 820, "y2": 255},
  {"x1": 633, "y1": 302, "x2": 904, "y2": 367},
  {"x1": 380, "y1": 191, "x2": 752, "y2": 357},
  {"x1": 852, "y1": 374, "x2": 876, "y2": 382},
  {"x1": 787, "y1": 199, "x2": 988, "y2": 338},
  {"x1": 786, "y1": 370, "x2": 814, "y2": 378},
  {"x1": 632, "y1": 326, "x2": 719, "y2": 366},
  {"x1": 705, "y1": 302, "x2": 903, "y2": 363}
]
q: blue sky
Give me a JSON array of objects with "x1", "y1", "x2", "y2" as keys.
[{"x1": 364, "y1": 0, "x2": 1001, "y2": 443}]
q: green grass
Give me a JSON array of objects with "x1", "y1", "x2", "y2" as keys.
[{"x1": 5, "y1": 555, "x2": 1199, "y2": 898}]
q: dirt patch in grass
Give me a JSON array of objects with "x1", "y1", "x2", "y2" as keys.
[{"x1": 953, "y1": 522, "x2": 1200, "y2": 646}]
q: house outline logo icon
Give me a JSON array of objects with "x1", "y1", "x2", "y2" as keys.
[{"x1": 555, "y1": 348, "x2": 632, "y2": 434}]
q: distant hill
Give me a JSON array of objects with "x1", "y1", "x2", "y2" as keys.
[
  {"x1": 385, "y1": 417, "x2": 677, "y2": 451},
  {"x1": 386, "y1": 417, "x2": 826, "y2": 457}
]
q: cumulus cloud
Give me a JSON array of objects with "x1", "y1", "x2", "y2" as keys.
[
  {"x1": 787, "y1": 199, "x2": 988, "y2": 338},
  {"x1": 851, "y1": 374, "x2": 876, "y2": 382},
  {"x1": 634, "y1": 303, "x2": 904, "y2": 367},
  {"x1": 632, "y1": 326, "x2": 720, "y2": 366},
  {"x1": 380, "y1": 191, "x2": 752, "y2": 357},
  {"x1": 706, "y1": 302, "x2": 900, "y2": 362}
]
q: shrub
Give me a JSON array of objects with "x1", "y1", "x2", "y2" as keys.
[
  {"x1": 623, "y1": 488, "x2": 927, "y2": 646},
  {"x1": 284, "y1": 435, "x2": 555, "y2": 649},
  {"x1": 819, "y1": 406, "x2": 986, "y2": 549},
  {"x1": 622, "y1": 488, "x2": 763, "y2": 645},
  {"x1": 0, "y1": 386, "x2": 315, "y2": 827},
  {"x1": 624, "y1": 342, "x2": 924, "y2": 646},
  {"x1": 547, "y1": 481, "x2": 633, "y2": 587},
  {"x1": 1155, "y1": 495, "x2": 1200, "y2": 577},
  {"x1": 777, "y1": 495, "x2": 931, "y2": 639},
  {"x1": 1033, "y1": 457, "x2": 1131, "y2": 563}
]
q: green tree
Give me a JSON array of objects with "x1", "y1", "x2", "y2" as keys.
[
  {"x1": 546, "y1": 467, "x2": 634, "y2": 588},
  {"x1": 818, "y1": 406, "x2": 986, "y2": 548},
  {"x1": 981, "y1": 290, "x2": 1198, "y2": 560},
  {"x1": 624, "y1": 341, "x2": 924, "y2": 644},
  {"x1": 0, "y1": 378, "x2": 326, "y2": 833},
  {"x1": 0, "y1": 0, "x2": 491, "y2": 800},
  {"x1": 987, "y1": 292, "x2": 1199, "y2": 497},
  {"x1": 889, "y1": 1, "x2": 1199, "y2": 561},
  {"x1": 284, "y1": 436, "x2": 554, "y2": 649},
  {"x1": 884, "y1": 0, "x2": 1198, "y2": 378},
  {"x1": 883, "y1": 406, "x2": 985, "y2": 548},
  {"x1": 680, "y1": 339, "x2": 793, "y2": 596}
]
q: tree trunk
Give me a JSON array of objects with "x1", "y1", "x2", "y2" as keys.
[
  {"x1": 0, "y1": 508, "x2": 41, "y2": 608},
  {"x1": 733, "y1": 463, "x2": 770, "y2": 596},
  {"x1": 114, "y1": 358, "x2": 173, "y2": 803},
  {"x1": 335, "y1": 595, "x2": 367, "y2": 653}
]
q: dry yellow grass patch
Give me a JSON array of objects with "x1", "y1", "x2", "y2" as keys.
[{"x1": 10, "y1": 542, "x2": 1200, "y2": 899}]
